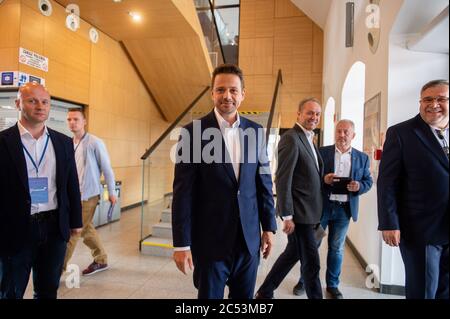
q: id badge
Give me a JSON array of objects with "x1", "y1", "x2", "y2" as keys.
[{"x1": 29, "y1": 177, "x2": 49, "y2": 204}]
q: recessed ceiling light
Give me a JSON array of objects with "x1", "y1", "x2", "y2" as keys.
[
  {"x1": 128, "y1": 11, "x2": 142, "y2": 22},
  {"x1": 112, "y1": 0, "x2": 122, "y2": 3}
]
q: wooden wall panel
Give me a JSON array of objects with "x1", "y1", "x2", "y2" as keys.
[
  {"x1": 239, "y1": 0, "x2": 323, "y2": 127},
  {"x1": 0, "y1": 0, "x2": 170, "y2": 208}
]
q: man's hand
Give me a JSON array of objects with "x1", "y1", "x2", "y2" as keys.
[
  {"x1": 261, "y1": 231, "x2": 273, "y2": 259},
  {"x1": 382, "y1": 230, "x2": 401, "y2": 247},
  {"x1": 347, "y1": 180, "x2": 360, "y2": 192},
  {"x1": 173, "y1": 250, "x2": 194, "y2": 275},
  {"x1": 324, "y1": 173, "x2": 336, "y2": 185},
  {"x1": 70, "y1": 228, "x2": 82, "y2": 236},
  {"x1": 109, "y1": 195, "x2": 117, "y2": 205},
  {"x1": 282, "y1": 219, "x2": 295, "y2": 235}
]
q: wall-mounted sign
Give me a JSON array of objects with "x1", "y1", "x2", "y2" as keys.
[
  {"x1": 19, "y1": 47, "x2": 49, "y2": 72},
  {"x1": 1, "y1": 71, "x2": 15, "y2": 86},
  {"x1": 0, "y1": 71, "x2": 45, "y2": 88}
]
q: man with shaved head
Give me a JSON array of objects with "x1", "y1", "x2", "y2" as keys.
[{"x1": 0, "y1": 82, "x2": 82, "y2": 299}]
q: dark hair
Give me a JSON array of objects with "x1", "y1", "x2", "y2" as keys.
[
  {"x1": 211, "y1": 64, "x2": 245, "y2": 89},
  {"x1": 68, "y1": 108, "x2": 86, "y2": 118},
  {"x1": 298, "y1": 97, "x2": 321, "y2": 112},
  {"x1": 421, "y1": 79, "x2": 449, "y2": 94}
]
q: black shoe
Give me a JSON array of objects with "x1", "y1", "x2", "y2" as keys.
[
  {"x1": 326, "y1": 287, "x2": 343, "y2": 299},
  {"x1": 254, "y1": 292, "x2": 274, "y2": 299},
  {"x1": 293, "y1": 282, "x2": 305, "y2": 296}
]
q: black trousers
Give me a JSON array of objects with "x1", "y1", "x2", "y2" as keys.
[
  {"x1": 257, "y1": 232, "x2": 300, "y2": 298},
  {"x1": 0, "y1": 211, "x2": 67, "y2": 299}
]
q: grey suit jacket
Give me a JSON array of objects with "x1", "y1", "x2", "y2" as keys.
[{"x1": 276, "y1": 125, "x2": 324, "y2": 224}]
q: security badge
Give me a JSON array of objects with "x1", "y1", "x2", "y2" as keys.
[{"x1": 29, "y1": 177, "x2": 49, "y2": 204}]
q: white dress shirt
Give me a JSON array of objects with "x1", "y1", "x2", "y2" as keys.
[
  {"x1": 329, "y1": 146, "x2": 352, "y2": 202},
  {"x1": 296, "y1": 123, "x2": 319, "y2": 169},
  {"x1": 18, "y1": 121, "x2": 58, "y2": 215},
  {"x1": 214, "y1": 107, "x2": 241, "y2": 180}
]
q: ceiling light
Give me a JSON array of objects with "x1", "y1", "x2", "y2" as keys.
[
  {"x1": 128, "y1": 12, "x2": 142, "y2": 22},
  {"x1": 113, "y1": 0, "x2": 122, "y2": 3}
]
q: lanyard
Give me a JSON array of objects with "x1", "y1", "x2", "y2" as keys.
[
  {"x1": 22, "y1": 134, "x2": 50, "y2": 175},
  {"x1": 74, "y1": 133, "x2": 87, "y2": 154}
]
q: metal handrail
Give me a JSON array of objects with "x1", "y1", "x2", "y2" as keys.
[
  {"x1": 265, "y1": 69, "x2": 283, "y2": 143},
  {"x1": 140, "y1": 86, "x2": 210, "y2": 160}
]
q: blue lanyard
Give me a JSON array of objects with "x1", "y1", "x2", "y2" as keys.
[
  {"x1": 74, "y1": 133, "x2": 87, "y2": 154},
  {"x1": 22, "y1": 134, "x2": 50, "y2": 175}
]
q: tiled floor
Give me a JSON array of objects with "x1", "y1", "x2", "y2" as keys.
[{"x1": 24, "y1": 206, "x2": 403, "y2": 299}]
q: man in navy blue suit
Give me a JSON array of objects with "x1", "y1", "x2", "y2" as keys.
[
  {"x1": 378, "y1": 79, "x2": 449, "y2": 299},
  {"x1": 171, "y1": 64, "x2": 277, "y2": 299},
  {"x1": 314, "y1": 120, "x2": 372, "y2": 299},
  {"x1": 0, "y1": 82, "x2": 82, "y2": 299}
]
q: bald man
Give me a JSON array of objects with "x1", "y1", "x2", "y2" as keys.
[{"x1": 0, "y1": 82, "x2": 82, "y2": 299}]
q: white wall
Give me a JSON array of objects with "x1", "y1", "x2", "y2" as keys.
[
  {"x1": 322, "y1": 0, "x2": 404, "y2": 288},
  {"x1": 388, "y1": 34, "x2": 449, "y2": 127},
  {"x1": 323, "y1": 97, "x2": 336, "y2": 146}
]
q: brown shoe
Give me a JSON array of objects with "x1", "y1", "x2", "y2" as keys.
[{"x1": 82, "y1": 262, "x2": 109, "y2": 276}]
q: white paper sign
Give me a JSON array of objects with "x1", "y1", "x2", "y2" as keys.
[{"x1": 19, "y1": 48, "x2": 49, "y2": 72}]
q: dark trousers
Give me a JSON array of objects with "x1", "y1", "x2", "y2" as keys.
[
  {"x1": 193, "y1": 229, "x2": 259, "y2": 299},
  {"x1": 0, "y1": 211, "x2": 67, "y2": 299},
  {"x1": 257, "y1": 232, "x2": 299, "y2": 298},
  {"x1": 294, "y1": 224, "x2": 322, "y2": 299},
  {"x1": 400, "y1": 241, "x2": 449, "y2": 299}
]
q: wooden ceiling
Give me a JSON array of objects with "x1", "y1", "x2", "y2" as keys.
[{"x1": 55, "y1": 0, "x2": 213, "y2": 122}]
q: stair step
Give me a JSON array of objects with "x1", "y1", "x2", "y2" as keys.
[
  {"x1": 141, "y1": 237, "x2": 173, "y2": 257},
  {"x1": 152, "y1": 222, "x2": 173, "y2": 239},
  {"x1": 161, "y1": 209, "x2": 172, "y2": 223}
]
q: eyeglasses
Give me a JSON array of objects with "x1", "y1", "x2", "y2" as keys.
[{"x1": 421, "y1": 96, "x2": 449, "y2": 104}]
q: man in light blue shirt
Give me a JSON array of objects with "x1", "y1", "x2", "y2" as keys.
[{"x1": 63, "y1": 108, "x2": 116, "y2": 276}]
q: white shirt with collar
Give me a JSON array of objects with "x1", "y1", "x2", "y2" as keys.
[
  {"x1": 296, "y1": 122, "x2": 319, "y2": 169},
  {"x1": 330, "y1": 146, "x2": 352, "y2": 202},
  {"x1": 214, "y1": 107, "x2": 241, "y2": 180},
  {"x1": 18, "y1": 121, "x2": 58, "y2": 215}
]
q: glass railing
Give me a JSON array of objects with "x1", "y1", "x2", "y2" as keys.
[
  {"x1": 194, "y1": 0, "x2": 240, "y2": 66},
  {"x1": 139, "y1": 87, "x2": 211, "y2": 245}
]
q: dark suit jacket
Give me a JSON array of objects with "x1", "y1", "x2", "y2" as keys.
[
  {"x1": 319, "y1": 145, "x2": 373, "y2": 222},
  {"x1": 377, "y1": 115, "x2": 449, "y2": 245},
  {"x1": 171, "y1": 111, "x2": 277, "y2": 261},
  {"x1": 276, "y1": 125, "x2": 324, "y2": 224},
  {"x1": 0, "y1": 124, "x2": 82, "y2": 256}
]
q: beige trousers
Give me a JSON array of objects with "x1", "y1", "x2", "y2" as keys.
[{"x1": 63, "y1": 195, "x2": 107, "y2": 271}]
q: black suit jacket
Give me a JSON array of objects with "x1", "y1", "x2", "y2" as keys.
[
  {"x1": 172, "y1": 111, "x2": 277, "y2": 262},
  {"x1": 0, "y1": 124, "x2": 82, "y2": 256},
  {"x1": 377, "y1": 115, "x2": 449, "y2": 245},
  {"x1": 276, "y1": 125, "x2": 324, "y2": 224}
]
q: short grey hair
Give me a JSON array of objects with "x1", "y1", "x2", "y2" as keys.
[
  {"x1": 336, "y1": 119, "x2": 355, "y2": 131},
  {"x1": 421, "y1": 79, "x2": 449, "y2": 94}
]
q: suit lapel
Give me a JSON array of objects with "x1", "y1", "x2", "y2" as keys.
[
  {"x1": 204, "y1": 111, "x2": 238, "y2": 185},
  {"x1": 4, "y1": 124, "x2": 28, "y2": 191},
  {"x1": 47, "y1": 128, "x2": 63, "y2": 190},
  {"x1": 294, "y1": 125, "x2": 321, "y2": 174},
  {"x1": 413, "y1": 115, "x2": 448, "y2": 169},
  {"x1": 350, "y1": 148, "x2": 357, "y2": 178}
]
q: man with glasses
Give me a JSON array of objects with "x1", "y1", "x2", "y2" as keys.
[{"x1": 378, "y1": 79, "x2": 449, "y2": 299}]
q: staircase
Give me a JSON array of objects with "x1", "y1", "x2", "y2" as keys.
[{"x1": 140, "y1": 201, "x2": 174, "y2": 257}]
